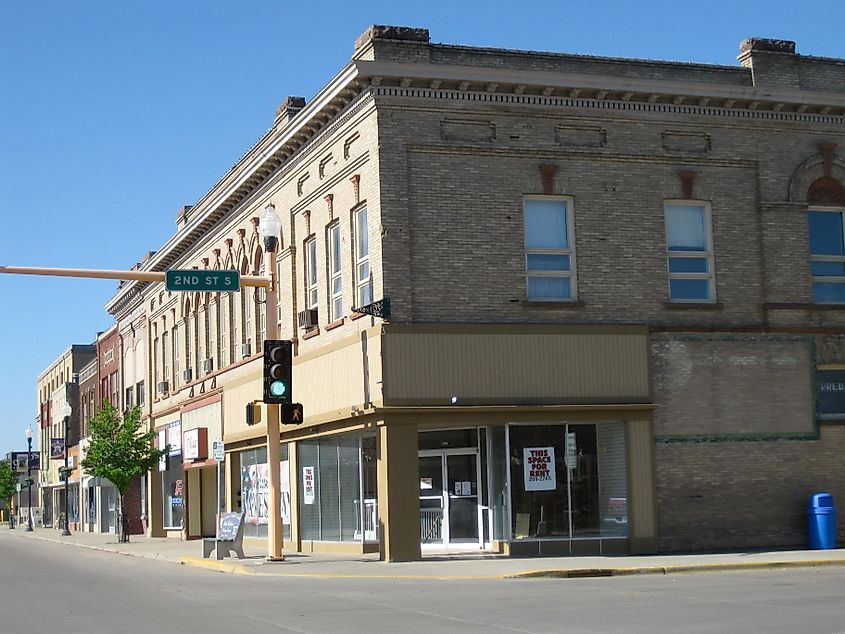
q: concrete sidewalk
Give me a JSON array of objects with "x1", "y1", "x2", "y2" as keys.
[{"x1": 5, "y1": 526, "x2": 845, "y2": 579}]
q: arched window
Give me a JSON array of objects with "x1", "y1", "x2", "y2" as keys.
[{"x1": 808, "y1": 176, "x2": 845, "y2": 303}]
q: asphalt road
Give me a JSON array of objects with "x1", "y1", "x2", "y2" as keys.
[{"x1": 3, "y1": 535, "x2": 845, "y2": 634}]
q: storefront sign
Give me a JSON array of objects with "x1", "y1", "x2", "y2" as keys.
[
  {"x1": 182, "y1": 427, "x2": 208, "y2": 460},
  {"x1": 158, "y1": 431, "x2": 167, "y2": 471},
  {"x1": 524, "y1": 447, "x2": 556, "y2": 491},
  {"x1": 817, "y1": 369, "x2": 845, "y2": 419},
  {"x1": 167, "y1": 420, "x2": 182, "y2": 455},
  {"x1": 303, "y1": 466, "x2": 315, "y2": 505},
  {"x1": 565, "y1": 432, "x2": 577, "y2": 469}
]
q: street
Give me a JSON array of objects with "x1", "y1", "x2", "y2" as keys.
[{"x1": 2, "y1": 534, "x2": 845, "y2": 633}]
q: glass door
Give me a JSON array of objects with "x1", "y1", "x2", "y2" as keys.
[
  {"x1": 419, "y1": 449, "x2": 483, "y2": 549},
  {"x1": 445, "y1": 452, "x2": 480, "y2": 544},
  {"x1": 419, "y1": 455, "x2": 445, "y2": 544}
]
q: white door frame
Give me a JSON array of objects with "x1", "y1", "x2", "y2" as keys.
[{"x1": 419, "y1": 447, "x2": 485, "y2": 551}]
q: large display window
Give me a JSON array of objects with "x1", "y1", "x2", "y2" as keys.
[
  {"x1": 162, "y1": 458, "x2": 184, "y2": 530},
  {"x1": 299, "y1": 433, "x2": 377, "y2": 543},
  {"x1": 239, "y1": 444, "x2": 291, "y2": 540},
  {"x1": 506, "y1": 423, "x2": 628, "y2": 540}
]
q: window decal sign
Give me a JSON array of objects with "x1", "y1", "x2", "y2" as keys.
[
  {"x1": 303, "y1": 466, "x2": 315, "y2": 505},
  {"x1": 524, "y1": 447, "x2": 556, "y2": 491}
]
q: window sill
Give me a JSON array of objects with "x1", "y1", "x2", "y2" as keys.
[
  {"x1": 764, "y1": 302, "x2": 845, "y2": 310},
  {"x1": 302, "y1": 327, "x2": 321, "y2": 340},
  {"x1": 349, "y1": 310, "x2": 368, "y2": 321},
  {"x1": 663, "y1": 301, "x2": 723, "y2": 310},
  {"x1": 325, "y1": 318, "x2": 345, "y2": 331},
  {"x1": 521, "y1": 300, "x2": 585, "y2": 309}
]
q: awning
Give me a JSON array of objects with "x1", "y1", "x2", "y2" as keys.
[{"x1": 83, "y1": 476, "x2": 112, "y2": 488}]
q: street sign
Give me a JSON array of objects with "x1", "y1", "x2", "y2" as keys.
[
  {"x1": 212, "y1": 440, "x2": 225, "y2": 461},
  {"x1": 165, "y1": 269, "x2": 240, "y2": 292}
]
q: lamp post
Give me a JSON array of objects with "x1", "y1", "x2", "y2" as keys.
[
  {"x1": 258, "y1": 203, "x2": 284, "y2": 561},
  {"x1": 25, "y1": 426, "x2": 33, "y2": 531},
  {"x1": 60, "y1": 402, "x2": 72, "y2": 536}
]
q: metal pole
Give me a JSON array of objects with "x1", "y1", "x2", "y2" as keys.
[
  {"x1": 0, "y1": 265, "x2": 269, "y2": 287},
  {"x1": 264, "y1": 238, "x2": 284, "y2": 561},
  {"x1": 62, "y1": 415, "x2": 71, "y2": 536},
  {"x1": 26, "y1": 435, "x2": 33, "y2": 531}
]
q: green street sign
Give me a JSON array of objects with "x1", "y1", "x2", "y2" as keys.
[{"x1": 166, "y1": 269, "x2": 240, "y2": 292}]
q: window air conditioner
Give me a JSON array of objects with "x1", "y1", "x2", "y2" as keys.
[
  {"x1": 157, "y1": 381, "x2": 169, "y2": 395},
  {"x1": 298, "y1": 308, "x2": 318, "y2": 329},
  {"x1": 201, "y1": 358, "x2": 214, "y2": 375},
  {"x1": 183, "y1": 368, "x2": 193, "y2": 383},
  {"x1": 240, "y1": 342, "x2": 252, "y2": 358}
]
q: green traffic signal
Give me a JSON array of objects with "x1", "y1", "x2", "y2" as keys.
[{"x1": 270, "y1": 381, "x2": 287, "y2": 397}]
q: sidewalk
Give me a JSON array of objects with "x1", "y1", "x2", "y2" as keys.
[{"x1": 5, "y1": 526, "x2": 845, "y2": 579}]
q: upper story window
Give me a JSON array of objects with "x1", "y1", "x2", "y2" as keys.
[
  {"x1": 328, "y1": 223, "x2": 343, "y2": 321},
  {"x1": 354, "y1": 207, "x2": 371, "y2": 308},
  {"x1": 523, "y1": 197, "x2": 576, "y2": 301},
  {"x1": 809, "y1": 207, "x2": 845, "y2": 303},
  {"x1": 305, "y1": 236, "x2": 318, "y2": 309},
  {"x1": 664, "y1": 202, "x2": 715, "y2": 302}
]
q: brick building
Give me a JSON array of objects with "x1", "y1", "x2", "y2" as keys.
[{"x1": 107, "y1": 26, "x2": 845, "y2": 559}]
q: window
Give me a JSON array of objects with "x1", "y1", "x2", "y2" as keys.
[
  {"x1": 328, "y1": 223, "x2": 343, "y2": 321},
  {"x1": 152, "y1": 337, "x2": 159, "y2": 396},
  {"x1": 524, "y1": 197, "x2": 576, "y2": 301},
  {"x1": 353, "y1": 207, "x2": 371, "y2": 308},
  {"x1": 136, "y1": 381, "x2": 145, "y2": 407},
  {"x1": 809, "y1": 208, "x2": 845, "y2": 303},
  {"x1": 161, "y1": 332, "x2": 169, "y2": 391},
  {"x1": 125, "y1": 387, "x2": 134, "y2": 410},
  {"x1": 171, "y1": 325, "x2": 179, "y2": 388},
  {"x1": 305, "y1": 236, "x2": 318, "y2": 309},
  {"x1": 664, "y1": 202, "x2": 715, "y2": 302}
]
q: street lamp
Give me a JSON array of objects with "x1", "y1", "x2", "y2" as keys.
[
  {"x1": 25, "y1": 426, "x2": 33, "y2": 531},
  {"x1": 60, "y1": 402, "x2": 72, "y2": 536},
  {"x1": 258, "y1": 203, "x2": 284, "y2": 561}
]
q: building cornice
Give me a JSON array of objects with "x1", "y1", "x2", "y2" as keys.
[{"x1": 106, "y1": 60, "x2": 365, "y2": 313}]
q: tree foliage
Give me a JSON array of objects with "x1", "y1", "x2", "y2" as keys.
[
  {"x1": 82, "y1": 400, "x2": 164, "y2": 542},
  {"x1": 82, "y1": 400, "x2": 163, "y2": 495},
  {"x1": 0, "y1": 459, "x2": 16, "y2": 511}
]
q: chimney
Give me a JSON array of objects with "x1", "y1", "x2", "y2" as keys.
[
  {"x1": 352, "y1": 25, "x2": 430, "y2": 61},
  {"x1": 737, "y1": 38, "x2": 799, "y2": 89},
  {"x1": 176, "y1": 205, "x2": 193, "y2": 230},
  {"x1": 275, "y1": 96, "x2": 306, "y2": 128}
]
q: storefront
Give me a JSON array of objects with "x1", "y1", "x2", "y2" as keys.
[
  {"x1": 238, "y1": 444, "x2": 292, "y2": 541},
  {"x1": 417, "y1": 423, "x2": 629, "y2": 555}
]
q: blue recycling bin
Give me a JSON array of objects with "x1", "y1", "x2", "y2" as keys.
[{"x1": 807, "y1": 493, "x2": 837, "y2": 549}]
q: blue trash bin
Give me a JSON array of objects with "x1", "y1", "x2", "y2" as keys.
[{"x1": 807, "y1": 493, "x2": 837, "y2": 549}]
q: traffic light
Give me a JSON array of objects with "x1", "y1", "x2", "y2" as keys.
[
  {"x1": 263, "y1": 340, "x2": 292, "y2": 404},
  {"x1": 245, "y1": 401, "x2": 262, "y2": 426}
]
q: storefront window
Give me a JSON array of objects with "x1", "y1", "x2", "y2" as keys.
[
  {"x1": 507, "y1": 423, "x2": 627, "y2": 540},
  {"x1": 162, "y1": 458, "x2": 184, "y2": 530},
  {"x1": 239, "y1": 444, "x2": 290, "y2": 540},
  {"x1": 299, "y1": 433, "x2": 377, "y2": 543},
  {"x1": 68, "y1": 484, "x2": 79, "y2": 524}
]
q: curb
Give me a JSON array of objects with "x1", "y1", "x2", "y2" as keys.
[
  {"x1": 179, "y1": 556, "x2": 257, "y2": 575},
  {"x1": 505, "y1": 558, "x2": 845, "y2": 579}
]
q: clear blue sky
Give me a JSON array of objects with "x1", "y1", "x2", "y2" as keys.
[{"x1": 1, "y1": 0, "x2": 843, "y2": 455}]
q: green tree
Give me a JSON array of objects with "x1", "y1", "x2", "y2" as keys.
[
  {"x1": 0, "y1": 459, "x2": 18, "y2": 527},
  {"x1": 81, "y1": 400, "x2": 165, "y2": 543}
]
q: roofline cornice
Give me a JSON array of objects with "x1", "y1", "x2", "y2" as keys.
[{"x1": 106, "y1": 60, "x2": 363, "y2": 312}]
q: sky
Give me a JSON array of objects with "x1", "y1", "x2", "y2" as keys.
[{"x1": 1, "y1": 0, "x2": 844, "y2": 455}]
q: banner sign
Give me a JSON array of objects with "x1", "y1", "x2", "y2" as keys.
[
  {"x1": 50, "y1": 438, "x2": 65, "y2": 460},
  {"x1": 523, "y1": 447, "x2": 556, "y2": 491},
  {"x1": 11, "y1": 452, "x2": 39, "y2": 473}
]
